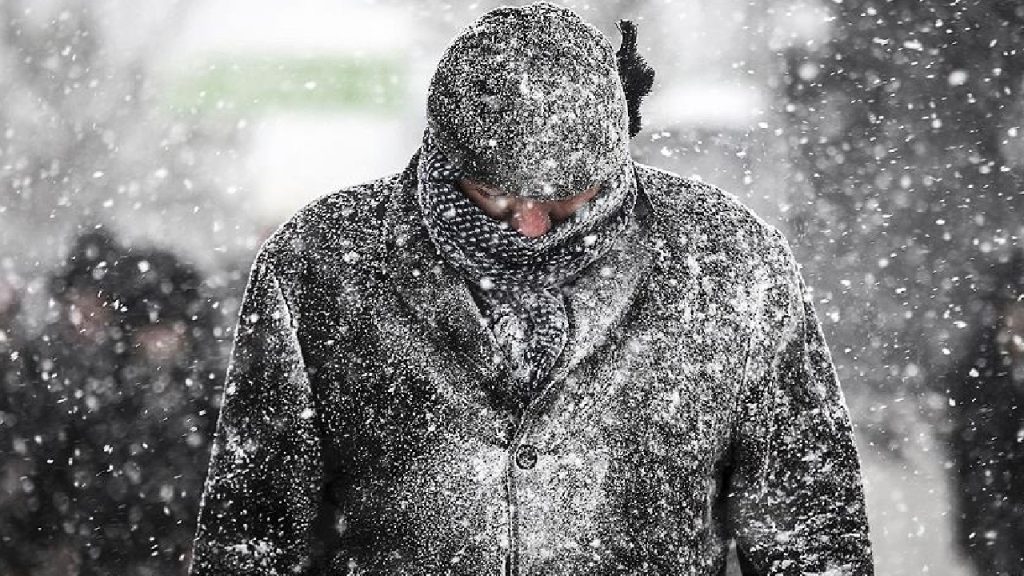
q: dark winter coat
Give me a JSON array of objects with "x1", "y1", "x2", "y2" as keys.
[
  {"x1": 189, "y1": 154, "x2": 874, "y2": 575},
  {"x1": 945, "y1": 324, "x2": 1024, "y2": 575}
]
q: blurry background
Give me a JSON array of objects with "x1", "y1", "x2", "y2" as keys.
[{"x1": 1, "y1": 0, "x2": 1022, "y2": 574}]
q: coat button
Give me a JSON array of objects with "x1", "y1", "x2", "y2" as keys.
[{"x1": 515, "y1": 444, "x2": 538, "y2": 470}]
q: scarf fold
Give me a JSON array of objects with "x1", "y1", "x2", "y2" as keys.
[{"x1": 414, "y1": 129, "x2": 638, "y2": 410}]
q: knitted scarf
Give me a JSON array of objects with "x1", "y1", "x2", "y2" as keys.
[{"x1": 415, "y1": 129, "x2": 638, "y2": 409}]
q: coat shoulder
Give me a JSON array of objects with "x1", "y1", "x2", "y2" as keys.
[
  {"x1": 635, "y1": 162, "x2": 794, "y2": 277},
  {"x1": 261, "y1": 173, "x2": 400, "y2": 268}
]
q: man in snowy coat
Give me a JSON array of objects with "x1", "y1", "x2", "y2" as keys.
[{"x1": 190, "y1": 3, "x2": 874, "y2": 575}]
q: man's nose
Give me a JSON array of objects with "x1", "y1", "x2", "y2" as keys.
[{"x1": 511, "y1": 200, "x2": 552, "y2": 238}]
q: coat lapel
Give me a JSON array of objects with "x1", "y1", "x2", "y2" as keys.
[
  {"x1": 544, "y1": 183, "x2": 658, "y2": 387},
  {"x1": 381, "y1": 152, "x2": 507, "y2": 387}
]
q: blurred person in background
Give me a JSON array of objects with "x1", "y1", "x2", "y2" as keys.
[
  {"x1": 106, "y1": 248, "x2": 221, "y2": 576},
  {"x1": 945, "y1": 249, "x2": 1024, "y2": 576},
  {"x1": 54, "y1": 245, "x2": 219, "y2": 576},
  {"x1": 2, "y1": 228, "x2": 125, "y2": 575},
  {"x1": 1, "y1": 228, "x2": 222, "y2": 575},
  {"x1": 190, "y1": 3, "x2": 872, "y2": 575}
]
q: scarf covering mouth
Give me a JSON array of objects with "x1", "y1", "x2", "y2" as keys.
[{"x1": 415, "y1": 129, "x2": 638, "y2": 411}]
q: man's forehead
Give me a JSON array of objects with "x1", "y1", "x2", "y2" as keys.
[{"x1": 462, "y1": 176, "x2": 600, "y2": 200}]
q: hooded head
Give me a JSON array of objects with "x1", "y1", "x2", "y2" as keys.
[
  {"x1": 415, "y1": 3, "x2": 654, "y2": 398},
  {"x1": 426, "y1": 2, "x2": 631, "y2": 200}
]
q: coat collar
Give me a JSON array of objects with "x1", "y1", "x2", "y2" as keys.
[{"x1": 379, "y1": 150, "x2": 659, "y2": 410}]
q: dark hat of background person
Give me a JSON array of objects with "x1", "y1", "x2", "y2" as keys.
[
  {"x1": 50, "y1": 227, "x2": 122, "y2": 300},
  {"x1": 425, "y1": 1, "x2": 654, "y2": 200},
  {"x1": 114, "y1": 249, "x2": 206, "y2": 331}
]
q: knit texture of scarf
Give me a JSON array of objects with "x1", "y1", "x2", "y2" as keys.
[{"x1": 415, "y1": 129, "x2": 638, "y2": 410}]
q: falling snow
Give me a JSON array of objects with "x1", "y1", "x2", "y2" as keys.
[{"x1": 1, "y1": 1, "x2": 1022, "y2": 575}]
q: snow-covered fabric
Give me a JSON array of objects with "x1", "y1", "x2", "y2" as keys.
[
  {"x1": 188, "y1": 154, "x2": 875, "y2": 575},
  {"x1": 414, "y1": 128, "x2": 637, "y2": 408}
]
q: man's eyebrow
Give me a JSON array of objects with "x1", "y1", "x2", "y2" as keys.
[{"x1": 465, "y1": 179, "x2": 508, "y2": 197}]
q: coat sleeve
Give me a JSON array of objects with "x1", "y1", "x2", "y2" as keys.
[
  {"x1": 189, "y1": 250, "x2": 323, "y2": 575},
  {"x1": 725, "y1": 232, "x2": 874, "y2": 575}
]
